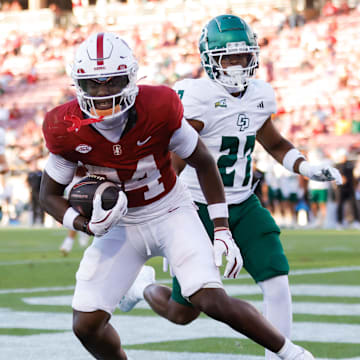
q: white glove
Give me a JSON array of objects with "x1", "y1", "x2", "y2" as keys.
[
  {"x1": 213, "y1": 227, "x2": 243, "y2": 279},
  {"x1": 162, "y1": 257, "x2": 174, "y2": 277},
  {"x1": 299, "y1": 161, "x2": 343, "y2": 185},
  {"x1": 88, "y1": 191, "x2": 128, "y2": 236}
]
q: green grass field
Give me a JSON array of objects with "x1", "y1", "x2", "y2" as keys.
[{"x1": 0, "y1": 227, "x2": 359, "y2": 360}]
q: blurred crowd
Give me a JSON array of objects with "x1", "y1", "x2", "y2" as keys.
[
  {"x1": 253, "y1": 146, "x2": 360, "y2": 230},
  {"x1": 0, "y1": 0, "x2": 359, "y2": 230}
]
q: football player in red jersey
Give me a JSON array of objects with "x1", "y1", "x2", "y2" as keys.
[{"x1": 41, "y1": 32, "x2": 310, "y2": 360}]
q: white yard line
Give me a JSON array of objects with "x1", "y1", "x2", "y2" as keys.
[
  {"x1": 224, "y1": 284, "x2": 360, "y2": 297},
  {"x1": 3, "y1": 281, "x2": 360, "y2": 297},
  {"x1": 289, "y1": 266, "x2": 360, "y2": 275},
  {"x1": 1, "y1": 310, "x2": 360, "y2": 344},
  {"x1": 1, "y1": 341, "x2": 360, "y2": 360},
  {"x1": 2, "y1": 335, "x2": 359, "y2": 360},
  {"x1": 0, "y1": 285, "x2": 75, "y2": 294},
  {"x1": 2, "y1": 279, "x2": 360, "y2": 360},
  {"x1": 0, "y1": 258, "x2": 80, "y2": 266},
  {"x1": 126, "y1": 352, "x2": 360, "y2": 360},
  {"x1": 1, "y1": 312, "x2": 360, "y2": 360},
  {"x1": 22, "y1": 295, "x2": 360, "y2": 316}
]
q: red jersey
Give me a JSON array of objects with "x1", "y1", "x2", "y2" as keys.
[{"x1": 43, "y1": 85, "x2": 183, "y2": 208}]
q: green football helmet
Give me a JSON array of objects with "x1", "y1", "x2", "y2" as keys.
[{"x1": 199, "y1": 15, "x2": 260, "y2": 91}]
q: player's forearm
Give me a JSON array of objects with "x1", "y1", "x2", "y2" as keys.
[
  {"x1": 40, "y1": 194, "x2": 69, "y2": 224},
  {"x1": 40, "y1": 183, "x2": 90, "y2": 233},
  {"x1": 263, "y1": 136, "x2": 293, "y2": 164},
  {"x1": 195, "y1": 157, "x2": 229, "y2": 227},
  {"x1": 185, "y1": 139, "x2": 229, "y2": 227},
  {"x1": 257, "y1": 117, "x2": 305, "y2": 172},
  {"x1": 196, "y1": 161, "x2": 226, "y2": 205},
  {"x1": 186, "y1": 142, "x2": 226, "y2": 205},
  {"x1": 263, "y1": 140, "x2": 306, "y2": 174}
]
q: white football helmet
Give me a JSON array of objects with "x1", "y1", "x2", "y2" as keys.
[{"x1": 71, "y1": 32, "x2": 139, "y2": 121}]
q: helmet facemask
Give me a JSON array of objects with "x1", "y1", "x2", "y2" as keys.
[
  {"x1": 71, "y1": 33, "x2": 139, "y2": 125},
  {"x1": 202, "y1": 42, "x2": 259, "y2": 92},
  {"x1": 74, "y1": 65, "x2": 139, "y2": 120}
]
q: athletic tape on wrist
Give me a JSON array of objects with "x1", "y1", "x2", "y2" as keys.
[
  {"x1": 207, "y1": 203, "x2": 229, "y2": 220},
  {"x1": 62, "y1": 207, "x2": 80, "y2": 230},
  {"x1": 282, "y1": 148, "x2": 305, "y2": 173}
]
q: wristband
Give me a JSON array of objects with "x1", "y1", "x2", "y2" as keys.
[
  {"x1": 83, "y1": 219, "x2": 94, "y2": 235},
  {"x1": 207, "y1": 203, "x2": 228, "y2": 220},
  {"x1": 282, "y1": 148, "x2": 305, "y2": 173},
  {"x1": 62, "y1": 207, "x2": 80, "y2": 230},
  {"x1": 298, "y1": 161, "x2": 311, "y2": 178}
]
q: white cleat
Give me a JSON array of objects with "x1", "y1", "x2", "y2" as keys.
[
  {"x1": 119, "y1": 265, "x2": 155, "y2": 312},
  {"x1": 60, "y1": 237, "x2": 74, "y2": 256}
]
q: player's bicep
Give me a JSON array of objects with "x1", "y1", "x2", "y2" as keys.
[
  {"x1": 184, "y1": 137, "x2": 213, "y2": 169},
  {"x1": 40, "y1": 170, "x2": 66, "y2": 198},
  {"x1": 171, "y1": 152, "x2": 186, "y2": 175}
]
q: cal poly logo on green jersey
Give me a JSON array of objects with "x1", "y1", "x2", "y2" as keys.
[{"x1": 215, "y1": 99, "x2": 227, "y2": 108}]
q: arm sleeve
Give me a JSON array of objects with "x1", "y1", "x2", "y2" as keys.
[
  {"x1": 44, "y1": 153, "x2": 77, "y2": 185},
  {"x1": 169, "y1": 118, "x2": 199, "y2": 159}
]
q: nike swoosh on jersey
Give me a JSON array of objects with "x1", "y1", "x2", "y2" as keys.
[{"x1": 137, "y1": 136, "x2": 152, "y2": 146}]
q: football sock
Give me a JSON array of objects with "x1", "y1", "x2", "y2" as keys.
[{"x1": 259, "y1": 275, "x2": 292, "y2": 360}]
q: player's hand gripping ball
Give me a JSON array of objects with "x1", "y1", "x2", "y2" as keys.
[{"x1": 69, "y1": 175, "x2": 120, "y2": 219}]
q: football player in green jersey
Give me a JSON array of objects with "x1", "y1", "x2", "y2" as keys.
[{"x1": 121, "y1": 15, "x2": 342, "y2": 360}]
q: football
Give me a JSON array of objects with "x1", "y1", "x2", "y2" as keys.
[{"x1": 69, "y1": 175, "x2": 120, "y2": 219}]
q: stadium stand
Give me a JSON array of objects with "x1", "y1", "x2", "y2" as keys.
[{"x1": 0, "y1": 0, "x2": 359, "y2": 228}]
